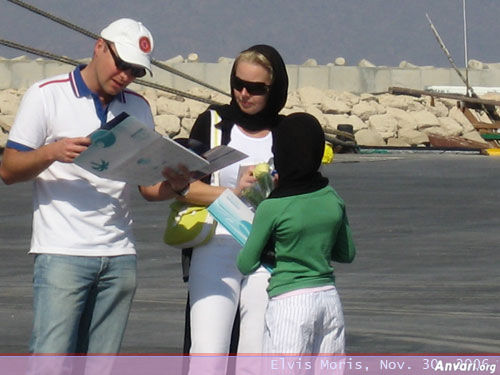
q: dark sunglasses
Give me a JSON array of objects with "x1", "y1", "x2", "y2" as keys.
[
  {"x1": 231, "y1": 76, "x2": 270, "y2": 96},
  {"x1": 105, "y1": 41, "x2": 146, "y2": 78}
]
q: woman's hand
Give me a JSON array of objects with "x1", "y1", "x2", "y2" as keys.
[
  {"x1": 162, "y1": 165, "x2": 191, "y2": 194},
  {"x1": 138, "y1": 164, "x2": 191, "y2": 201},
  {"x1": 234, "y1": 166, "x2": 257, "y2": 196}
]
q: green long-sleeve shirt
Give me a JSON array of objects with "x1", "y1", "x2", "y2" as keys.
[{"x1": 237, "y1": 186, "x2": 355, "y2": 297}]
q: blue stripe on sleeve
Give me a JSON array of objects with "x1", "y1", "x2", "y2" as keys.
[{"x1": 5, "y1": 140, "x2": 34, "y2": 151}]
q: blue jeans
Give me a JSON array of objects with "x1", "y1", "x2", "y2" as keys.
[{"x1": 30, "y1": 254, "x2": 137, "y2": 354}]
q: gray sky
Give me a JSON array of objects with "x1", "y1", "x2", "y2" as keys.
[{"x1": 0, "y1": 0, "x2": 499, "y2": 67}]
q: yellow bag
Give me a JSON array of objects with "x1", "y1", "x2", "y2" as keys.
[
  {"x1": 163, "y1": 201, "x2": 217, "y2": 249},
  {"x1": 163, "y1": 109, "x2": 222, "y2": 249}
]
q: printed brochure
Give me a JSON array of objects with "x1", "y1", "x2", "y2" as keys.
[
  {"x1": 74, "y1": 112, "x2": 246, "y2": 185},
  {"x1": 208, "y1": 189, "x2": 255, "y2": 246}
]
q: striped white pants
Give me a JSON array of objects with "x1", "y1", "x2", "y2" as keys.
[{"x1": 263, "y1": 287, "x2": 345, "y2": 354}]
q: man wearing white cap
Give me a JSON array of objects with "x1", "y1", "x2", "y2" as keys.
[{"x1": 0, "y1": 18, "x2": 190, "y2": 354}]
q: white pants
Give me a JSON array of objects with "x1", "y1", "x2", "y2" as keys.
[
  {"x1": 187, "y1": 234, "x2": 269, "y2": 374},
  {"x1": 264, "y1": 287, "x2": 345, "y2": 354}
]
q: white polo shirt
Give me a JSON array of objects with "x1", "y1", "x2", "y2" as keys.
[{"x1": 7, "y1": 66, "x2": 154, "y2": 256}]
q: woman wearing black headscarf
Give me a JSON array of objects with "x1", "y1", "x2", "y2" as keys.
[{"x1": 178, "y1": 44, "x2": 288, "y2": 371}]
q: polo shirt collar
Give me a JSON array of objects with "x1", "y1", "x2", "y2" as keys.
[{"x1": 70, "y1": 65, "x2": 126, "y2": 103}]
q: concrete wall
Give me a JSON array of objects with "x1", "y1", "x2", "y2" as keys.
[{"x1": 2, "y1": 56, "x2": 500, "y2": 94}]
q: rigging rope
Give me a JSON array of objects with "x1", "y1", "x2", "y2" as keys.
[
  {"x1": 0, "y1": 38, "x2": 224, "y2": 106},
  {"x1": 0, "y1": 39, "x2": 357, "y2": 145},
  {"x1": 2, "y1": 1, "x2": 358, "y2": 144},
  {"x1": 6, "y1": 0, "x2": 231, "y2": 97}
]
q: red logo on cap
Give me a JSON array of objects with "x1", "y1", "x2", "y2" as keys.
[{"x1": 139, "y1": 37, "x2": 151, "y2": 53}]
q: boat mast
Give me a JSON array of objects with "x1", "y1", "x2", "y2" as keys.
[{"x1": 463, "y1": 0, "x2": 470, "y2": 96}]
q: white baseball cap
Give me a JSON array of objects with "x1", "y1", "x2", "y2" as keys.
[{"x1": 100, "y1": 18, "x2": 154, "y2": 75}]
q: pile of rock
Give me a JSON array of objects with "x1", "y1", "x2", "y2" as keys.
[
  {"x1": 0, "y1": 88, "x2": 21, "y2": 148},
  {"x1": 0, "y1": 85, "x2": 494, "y2": 150},
  {"x1": 282, "y1": 86, "x2": 491, "y2": 148}
]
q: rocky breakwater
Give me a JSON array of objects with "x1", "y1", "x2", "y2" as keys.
[{"x1": 0, "y1": 85, "x2": 494, "y2": 151}]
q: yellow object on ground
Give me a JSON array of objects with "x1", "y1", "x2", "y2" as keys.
[
  {"x1": 484, "y1": 148, "x2": 500, "y2": 156},
  {"x1": 322, "y1": 142, "x2": 334, "y2": 164}
]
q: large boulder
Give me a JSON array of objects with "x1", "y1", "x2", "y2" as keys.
[
  {"x1": 0, "y1": 114, "x2": 14, "y2": 133},
  {"x1": 398, "y1": 128, "x2": 429, "y2": 146},
  {"x1": 387, "y1": 137, "x2": 411, "y2": 147},
  {"x1": 0, "y1": 129, "x2": 8, "y2": 148},
  {"x1": 154, "y1": 114, "x2": 181, "y2": 137},
  {"x1": 423, "y1": 98, "x2": 449, "y2": 117},
  {"x1": 156, "y1": 97, "x2": 189, "y2": 117},
  {"x1": 352, "y1": 101, "x2": 380, "y2": 121},
  {"x1": 296, "y1": 86, "x2": 326, "y2": 106},
  {"x1": 410, "y1": 110, "x2": 440, "y2": 130},
  {"x1": 386, "y1": 107, "x2": 417, "y2": 130},
  {"x1": 368, "y1": 114, "x2": 398, "y2": 139},
  {"x1": 139, "y1": 88, "x2": 158, "y2": 116},
  {"x1": 284, "y1": 91, "x2": 302, "y2": 109},
  {"x1": 303, "y1": 105, "x2": 327, "y2": 124},
  {"x1": 449, "y1": 107, "x2": 475, "y2": 133},
  {"x1": 180, "y1": 117, "x2": 196, "y2": 136},
  {"x1": 355, "y1": 128, "x2": 386, "y2": 146},
  {"x1": 436, "y1": 117, "x2": 463, "y2": 137},
  {"x1": 320, "y1": 97, "x2": 351, "y2": 114},
  {"x1": 185, "y1": 99, "x2": 209, "y2": 119},
  {"x1": 331, "y1": 91, "x2": 360, "y2": 106},
  {"x1": 378, "y1": 93, "x2": 415, "y2": 111},
  {"x1": 0, "y1": 89, "x2": 21, "y2": 116}
]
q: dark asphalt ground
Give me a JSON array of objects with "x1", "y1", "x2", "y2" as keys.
[{"x1": 0, "y1": 152, "x2": 499, "y2": 354}]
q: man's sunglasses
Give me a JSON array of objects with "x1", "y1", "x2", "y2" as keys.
[
  {"x1": 105, "y1": 41, "x2": 146, "y2": 78},
  {"x1": 231, "y1": 76, "x2": 270, "y2": 96}
]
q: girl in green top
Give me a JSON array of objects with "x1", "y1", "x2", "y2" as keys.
[{"x1": 237, "y1": 112, "x2": 356, "y2": 354}]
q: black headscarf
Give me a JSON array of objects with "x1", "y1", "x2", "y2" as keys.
[
  {"x1": 269, "y1": 112, "x2": 329, "y2": 198},
  {"x1": 213, "y1": 44, "x2": 289, "y2": 131}
]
